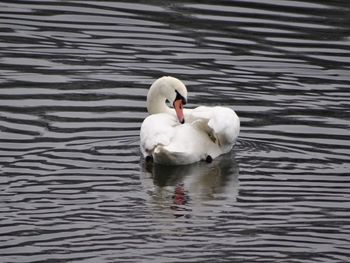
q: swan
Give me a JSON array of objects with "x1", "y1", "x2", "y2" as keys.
[{"x1": 140, "y1": 76, "x2": 240, "y2": 165}]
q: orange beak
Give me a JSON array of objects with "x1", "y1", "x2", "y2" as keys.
[{"x1": 173, "y1": 99, "x2": 185, "y2": 124}]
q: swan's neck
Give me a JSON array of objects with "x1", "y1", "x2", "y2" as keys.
[{"x1": 146, "y1": 86, "x2": 171, "y2": 115}]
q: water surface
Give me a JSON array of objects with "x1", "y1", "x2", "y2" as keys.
[{"x1": 0, "y1": 1, "x2": 350, "y2": 262}]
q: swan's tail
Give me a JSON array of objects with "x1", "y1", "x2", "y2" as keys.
[{"x1": 153, "y1": 146, "x2": 194, "y2": 165}]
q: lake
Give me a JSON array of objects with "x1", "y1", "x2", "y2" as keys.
[{"x1": 0, "y1": 1, "x2": 349, "y2": 262}]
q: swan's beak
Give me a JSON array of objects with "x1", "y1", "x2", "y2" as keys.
[{"x1": 173, "y1": 99, "x2": 185, "y2": 124}]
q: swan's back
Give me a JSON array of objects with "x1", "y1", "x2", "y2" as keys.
[
  {"x1": 140, "y1": 106, "x2": 239, "y2": 165},
  {"x1": 152, "y1": 123, "x2": 222, "y2": 165},
  {"x1": 140, "y1": 113, "x2": 177, "y2": 158}
]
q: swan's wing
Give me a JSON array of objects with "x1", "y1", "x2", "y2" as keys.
[
  {"x1": 188, "y1": 106, "x2": 240, "y2": 152},
  {"x1": 140, "y1": 113, "x2": 177, "y2": 157}
]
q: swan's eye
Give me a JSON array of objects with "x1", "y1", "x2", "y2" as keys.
[{"x1": 175, "y1": 90, "x2": 187, "y2": 105}]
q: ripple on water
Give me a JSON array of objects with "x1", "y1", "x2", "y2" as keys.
[{"x1": 0, "y1": 0, "x2": 350, "y2": 262}]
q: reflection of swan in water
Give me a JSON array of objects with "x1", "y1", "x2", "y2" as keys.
[{"x1": 140, "y1": 152, "x2": 239, "y2": 218}]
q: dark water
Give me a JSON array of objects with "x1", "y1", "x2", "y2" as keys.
[{"x1": 1, "y1": 1, "x2": 350, "y2": 262}]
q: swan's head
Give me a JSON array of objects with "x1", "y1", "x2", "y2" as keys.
[{"x1": 149, "y1": 76, "x2": 188, "y2": 124}]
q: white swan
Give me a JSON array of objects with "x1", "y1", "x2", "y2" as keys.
[{"x1": 140, "y1": 76, "x2": 240, "y2": 165}]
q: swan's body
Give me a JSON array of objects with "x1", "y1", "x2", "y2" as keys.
[{"x1": 140, "y1": 76, "x2": 240, "y2": 165}]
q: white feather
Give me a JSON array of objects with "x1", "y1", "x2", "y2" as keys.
[{"x1": 140, "y1": 77, "x2": 240, "y2": 165}]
